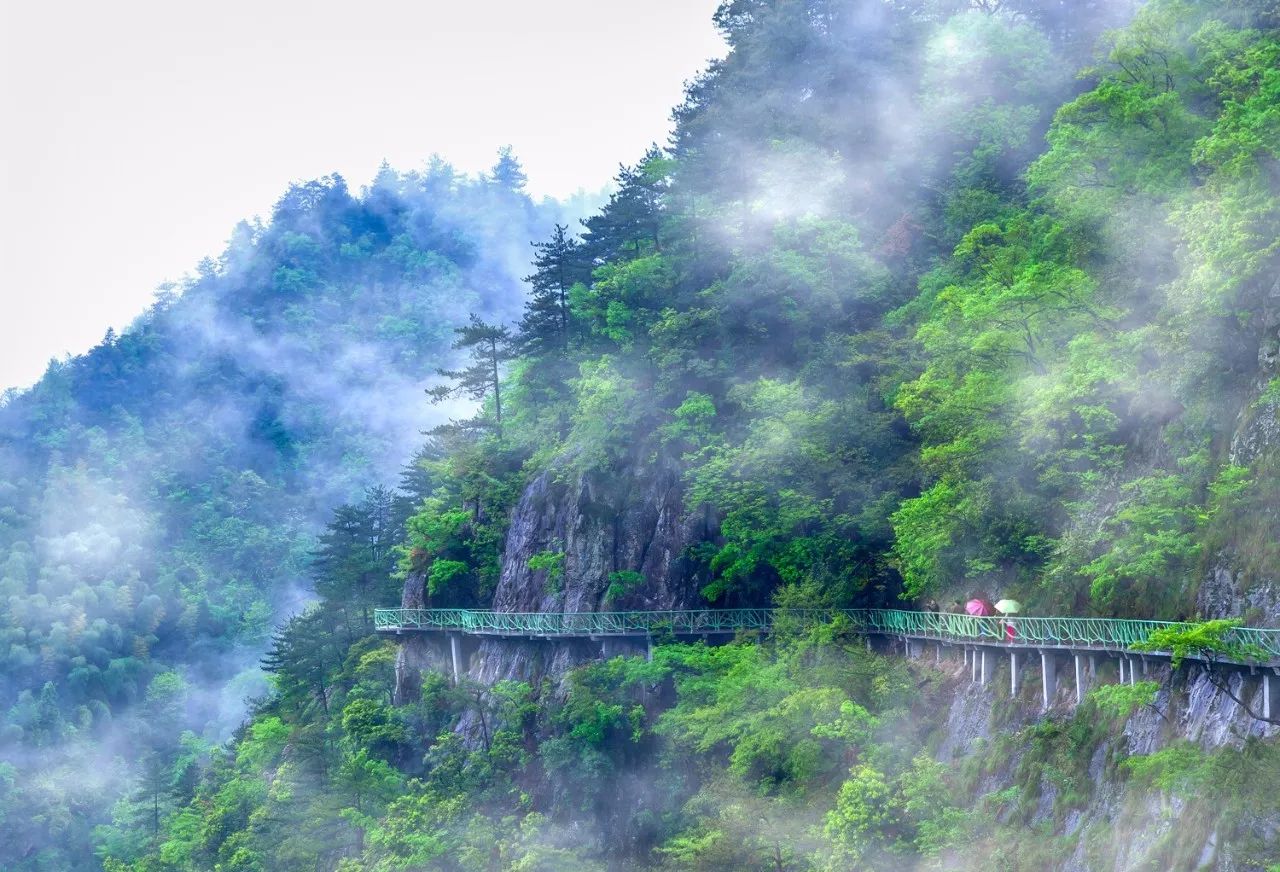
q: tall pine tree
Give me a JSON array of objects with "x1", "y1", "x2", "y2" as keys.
[
  {"x1": 581, "y1": 146, "x2": 669, "y2": 261},
  {"x1": 518, "y1": 224, "x2": 591, "y2": 356},
  {"x1": 312, "y1": 486, "x2": 399, "y2": 630},
  {"x1": 426, "y1": 315, "x2": 516, "y2": 438},
  {"x1": 489, "y1": 145, "x2": 528, "y2": 194}
]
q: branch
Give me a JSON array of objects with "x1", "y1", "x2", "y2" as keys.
[{"x1": 1204, "y1": 665, "x2": 1280, "y2": 726}]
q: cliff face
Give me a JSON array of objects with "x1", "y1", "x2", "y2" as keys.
[
  {"x1": 492, "y1": 449, "x2": 713, "y2": 615},
  {"x1": 395, "y1": 447, "x2": 716, "y2": 699},
  {"x1": 1200, "y1": 274, "x2": 1280, "y2": 627},
  {"x1": 927, "y1": 653, "x2": 1277, "y2": 872}
]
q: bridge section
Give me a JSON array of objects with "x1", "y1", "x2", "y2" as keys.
[{"x1": 375, "y1": 607, "x2": 1280, "y2": 719}]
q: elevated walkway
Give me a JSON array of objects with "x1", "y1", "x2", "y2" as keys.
[{"x1": 375, "y1": 607, "x2": 1280, "y2": 718}]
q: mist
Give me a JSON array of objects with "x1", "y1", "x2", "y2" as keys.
[
  {"x1": 5, "y1": 0, "x2": 1280, "y2": 870},
  {"x1": 0, "y1": 155, "x2": 592, "y2": 868}
]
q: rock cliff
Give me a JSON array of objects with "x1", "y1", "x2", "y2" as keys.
[
  {"x1": 395, "y1": 446, "x2": 717, "y2": 700},
  {"x1": 926, "y1": 649, "x2": 1277, "y2": 871},
  {"x1": 1200, "y1": 274, "x2": 1280, "y2": 626}
]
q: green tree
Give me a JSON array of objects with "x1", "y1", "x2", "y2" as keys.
[
  {"x1": 519, "y1": 224, "x2": 590, "y2": 356},
  {"x1": 427, "y1": 315, "x2": 517, "y2": 438}
]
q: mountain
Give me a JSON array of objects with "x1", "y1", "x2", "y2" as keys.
[
  {"x1": 9, "y1": 0, "x2": 1280, "y2": 869},
  {"x1": 0, "y1": 155, "x2": 580, "y2": 868}
]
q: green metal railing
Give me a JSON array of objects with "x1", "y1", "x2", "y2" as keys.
[
  {"x1": 373, "y1": 607, "x2": 1280, "y2": 662},
  {"x1": 374, "y1": 607, "x2": 779, "y2": 636}
]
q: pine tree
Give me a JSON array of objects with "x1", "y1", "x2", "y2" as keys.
[
  {"x1": 312, "y1": 487, "x2": 398, "y2": 629},
  {"x1": 581, "y1": 146, "x2": 669, "y2": 261},
  {"x1": 261, "y1": 610, "x2": 342, "y2": 717},
  {"x1": 397, "y1": 443, "x2": 442, "y2": 517},
  {"x1": 518, "y1": 224, "x2": 591, "y2": 356},
  {"x1": 489, "y1": 145, "x2": 528, "y2": 194},
  {"x1": 426, "y1": 315, "x2": 516, "y2": 438}
]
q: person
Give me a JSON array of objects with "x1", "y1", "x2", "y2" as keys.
[{"x1": 1004, "y1": 616, "x2": 1016, "y2": 642}]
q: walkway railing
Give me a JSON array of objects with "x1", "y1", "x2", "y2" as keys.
[{"x1": 374, "y1": 607, "x2": 1280, "y2": 662}]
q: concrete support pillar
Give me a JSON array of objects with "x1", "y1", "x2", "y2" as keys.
[
  {"x1": 866, "y1": 636, "x2": 872, "y2": 652},
  {"x1": 449, "y1": 633, "x2": 463, "y2": 685},
  {"x1": 1010, "y1": 651, "x2": 1019, "y2": 696},
  {"x1": 1118, "y1": 656, "x2": 1126, "y2": 685},
  {"x1": 1141, "y1": 657, "x2": 1150, "y2": 676},
  {"x1": 970, "y1": 649, "x2": 977, "y2": 683},
  {"x1": 1264, "y1": 673, "x2": 1272, "y2": 722},
  {"x1": 1041, "y1": 651, "x2": 1057, "y2": 710},
  {"x1": 646, "y1": 636, "x2": 654, "y2": 663},
  {"x1": 935, "y1": 644, "x2": 942, "y2": 664},
  {"x1": 1089, "y1": 655, "x2": 1098, "y2": 681},
  {"x1": 981, "y1": 649, "x2": 990, "y2": 686},
  {"x1": 1129, "y1": 658, "x2": 1137, "y2": 686},
  {"x1": 1073, "y1": 654, "x2": 1085, "y2": 704}
]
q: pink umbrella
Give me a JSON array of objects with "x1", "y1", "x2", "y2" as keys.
[{"x1": 965, "y1": 598, "x2": 995, "y2": 616}]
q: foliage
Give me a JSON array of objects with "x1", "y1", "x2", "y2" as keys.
[
  {"x1": 824, "y1": 754, "x2": 966, "y2": 865},
  {"x1": 527, "y1": 551, "x2": 566, "y2": 594},
  {"x1": 604, "y1": 570, "x2": 644, "y2": 604},
  {"x1": 0, "y1": 152, "x2": 576, "y2": 868},
  {"x1": 1087, "y1": 680, "x2": 1160, "y2": 722},
  {"x1": 1132, "y1": 618, "x2": 1267, "y2": 668},
  {"x1": 19, "y1": 0, "x2": 1280, "y2": 868}
]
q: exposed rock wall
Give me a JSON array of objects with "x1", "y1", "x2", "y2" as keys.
[
  {"x1": 1201, "y1": 274, "x2": 1280, "y2": 626},
  {"x1": 493, "y1": 448, "x2": 714, "y2": 615},
  {"x1": 929, "y1": 651, "x2": 1277, "y2": 871},
  {"x1": 392, "y1": 569, "x2": 449, "y2": 705},
  {"x1": 394, "y1": 446, "x2": 716, "y2": 701},
  {"x1": 1201, "y1": 556, "x2": 1280, "y2": 627}
]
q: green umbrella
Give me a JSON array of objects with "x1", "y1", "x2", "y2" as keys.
[{"x1": 995, "y1": 599, "x2": 1022, "y2": 615}]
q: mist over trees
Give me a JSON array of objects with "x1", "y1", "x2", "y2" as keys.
[
  {"x1": 5, "y1": 0, "x2": 1280, "y2": 869},
  {"x1": 0, "y1": 154, "x2": 579, "y2": 869}
]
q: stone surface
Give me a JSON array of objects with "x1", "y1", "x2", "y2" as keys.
[
  {"x1": 491, "y1": 450, "x2": 715, "y2": 615},
  {"x1": 394, "y1": 447, "x2": 717, "y2": 703},
  {"x1": 1198, "y1": 559, "x2": 1280, "y2": 627}
]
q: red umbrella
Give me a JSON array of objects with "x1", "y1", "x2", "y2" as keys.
[{"x1": 965, "y1": 598, "x2": 995, "y2": 616}]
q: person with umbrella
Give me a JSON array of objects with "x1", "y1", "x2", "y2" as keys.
[
  {"x1": 964, "y1": 598, "x2": 995, "y2": 616},
  {"x1": 996, "y1": 599, "x2": 1022, "y2": 642},
  {"x1": 964, "y1": 598, "x2": 995, "y2": 643}
]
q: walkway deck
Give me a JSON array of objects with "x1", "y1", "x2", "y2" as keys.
[
  {"x1": 377, "y1": 607, "x2": 1280, "y2": 716},
  {"x1": 374, "y1": 607, "x2": 1280, "y2": 663}
]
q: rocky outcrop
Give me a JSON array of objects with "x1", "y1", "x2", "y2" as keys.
[
  {"x1": 1200, "y1": 556, "x2": 1280, "y2": 627},
  {"x1": 1200, "y1": 274, "x2": 1280, "y2": 628},
  {"x1": 1229, "y1": 275, "x2": 1280, "y2": 467},
  {"x1": 470, "y1": 448, "x2": 715, "y2": 689},
  {"x1": 392, "y1": 569, "x2": 450, "y2": 704},
  {"x1": 493, "y1": 449, "x2": 715, "y2": 615},
  {"x1": 930, "y1": 653, "x2": 1277, "y2": 872},
  {"x1": 393, "y1": 446, "x2": 717, "y2": 702}
]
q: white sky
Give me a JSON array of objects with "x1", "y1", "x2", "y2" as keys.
[{"x1": 0, "y1": 0, "x2": 725, "y2": 392}]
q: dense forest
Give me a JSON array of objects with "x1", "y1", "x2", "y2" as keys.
[
  {"x1": 0, "y1": 154, "x2": 582, "y2": 868},
  {"x1": 5, "y1": 0, "x2": 1280, "y2": 869}
]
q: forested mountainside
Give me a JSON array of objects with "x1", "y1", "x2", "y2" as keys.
[
  {"x1": 11, "y1": 0, "x2": 1280, "y2": 869},
  {"x1": 0, "y1": 154, "x2": 579, "y2": 868}
]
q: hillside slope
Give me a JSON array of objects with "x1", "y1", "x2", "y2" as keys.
[
  {"x1": 43, "y1": 0, "x2": 1280, "y2": 869},
  {"x1": 0, "y1": 157, "x2": 575, "y2": 869}
]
